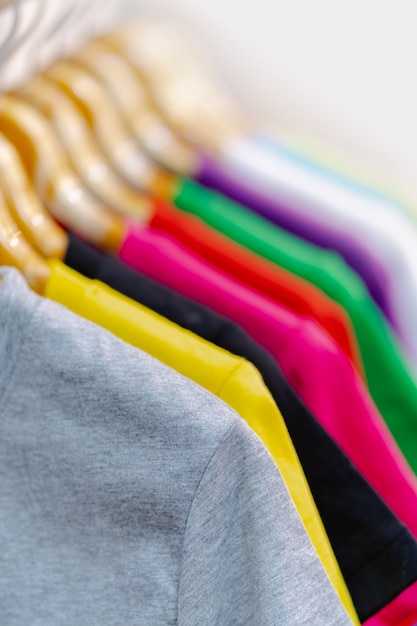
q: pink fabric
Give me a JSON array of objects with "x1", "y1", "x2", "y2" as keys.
[
  {"x1": 364, "y1": 580, "x2": 417, "y2": 626},
  {"x1": 119, "y1": 224, "x2": 417, "y2": 541}
]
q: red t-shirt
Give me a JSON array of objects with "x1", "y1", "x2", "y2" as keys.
[{"x1": 150, "y1": 199, "x2": 364, "y2": 377}]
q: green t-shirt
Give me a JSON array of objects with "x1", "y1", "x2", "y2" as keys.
[{"x1": 173, "y1": 178, "x2": 417, "y2": 472}]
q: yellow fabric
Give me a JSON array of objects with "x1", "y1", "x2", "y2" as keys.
[{"x1": 45, "y1": 260, "x2": 358, "y2": 624}]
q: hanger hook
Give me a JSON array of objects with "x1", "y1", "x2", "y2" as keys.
[
  {"x1": 0, "y1": 0, "x2": 21, "y2": 63},
  {"x1": 3, "y1": 0, "x2": 80, "y2": 87},
  {"x1": 1, "y1": 0, "x2": 45, "y2": 66}
]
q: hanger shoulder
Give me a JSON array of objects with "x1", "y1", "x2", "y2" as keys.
[
  {"x1": 104, "y1": 23, "x2": 247, "y2": 152},
  {"x1": 0, "y1": 95, "x2": 125, "y2": 252},
  {"x1": 0, "y1": 132, "x2": 68, "y2": 259},
  {"x1": 0, "y1": 187, "x2": 50, "y2": 294},
  {"x1": 19, "y1": 75, "x2": 153, "y2": 222},
  {"x1": 75, "y1": 39, "x2": 199, "y2": 177}
]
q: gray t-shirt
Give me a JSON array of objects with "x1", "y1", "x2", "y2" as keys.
[{"x1": 0, "y1": 267, "x2": 352, "y2": 625}]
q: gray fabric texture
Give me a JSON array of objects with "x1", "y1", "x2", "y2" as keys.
[{"x1": 0, "y1": 267, "x2": 352, "y2": 625}]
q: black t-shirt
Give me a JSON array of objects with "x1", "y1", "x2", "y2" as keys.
[{"x1": 65, "y1": 234, "x2": 417, "y2": 622}]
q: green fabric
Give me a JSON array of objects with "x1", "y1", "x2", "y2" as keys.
[{"x1": 173, "y1": 178, "x2": 417, "y2": 472}]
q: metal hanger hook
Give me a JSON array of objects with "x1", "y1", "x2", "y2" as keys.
[{"x1": 0, "y1": 0, "x2": 21, "y2": 63}]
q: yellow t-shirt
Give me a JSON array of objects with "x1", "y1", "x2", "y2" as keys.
[{"x1": 45, "y1": 260, "x2": 358, "y2": 624}]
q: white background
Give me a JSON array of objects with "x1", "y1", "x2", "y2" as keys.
[
  {"x1": 132, "y1": 0, "x2": 417, "y2": 193},
  {"x1": 1, "y1": 0, "x2": 416, "y2": 192}
]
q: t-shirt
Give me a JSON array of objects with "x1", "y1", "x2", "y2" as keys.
[
  {"x1": 258, "y1": 133, "x2": 413, "y2": 219},
  {"x1": 117, "y1": 224, "x2": 417, "y2": 541},
  {"x1": 171, "y1": 178, "x2": 417, "y2": 473},
  {"x1": 150, "y1": 198, "x2": 362, "y2": 373},
  {"x1": 196, "y1": 147, "x2": 394, "y2": 328},
  {"x1": 66, "y1": 233, "x2": 417, "y2": 623},
  {"x1": 0, "y1": 266, "x2": 353, "y2": 626},
  {"x1": 45, "y1": 260, "x2": 358, "y2": 623},
  {"x1": 204, "y1": 137, "x2": 417, "y2": 371},
  {"x1": 363, "y1": 583, "x2": 417, "y2": 626}
]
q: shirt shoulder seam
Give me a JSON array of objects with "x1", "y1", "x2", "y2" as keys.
[{"x1": 175, "y1": 418, "x2": 242, "y2": 623}]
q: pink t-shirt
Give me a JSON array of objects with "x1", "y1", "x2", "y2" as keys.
[{"x1": 118, "y1": 223, "x2": 417, "y2": 542}]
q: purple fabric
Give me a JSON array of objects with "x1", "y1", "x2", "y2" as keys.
[{"x1": 195, "y1": 153, "x2": 396, "y2": 329}]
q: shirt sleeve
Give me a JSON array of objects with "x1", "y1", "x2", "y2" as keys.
[{"x1": 177, "y1": 418, "x2": 353, "y2": 625}]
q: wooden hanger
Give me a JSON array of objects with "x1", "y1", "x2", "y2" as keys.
[
  {"x1": 0, "y1": 185, "x2": 51, "y2": 294},
  {"x1": 73, "y1": 38, "x2": 199, "y2": 178},
  {"x1": 44, "y1": 59, "x2": 167, "y2": 197},
  {"x1": 0, "y1": 131, "x2": 67, "y2": 259},
  {"x1": 102, "y1": 20, "x2": 247, "y2": 154},
  {"x1": 18, "y1": 75, "x2": 153, "y2": 222},
  {"x1": 0, "y1": 94, "x2": 125, "y2": 252}
]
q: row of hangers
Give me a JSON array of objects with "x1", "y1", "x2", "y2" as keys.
[{"x1": 0, "y1": 0, "x2": 250, "y2": 293}]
